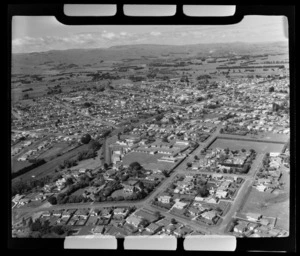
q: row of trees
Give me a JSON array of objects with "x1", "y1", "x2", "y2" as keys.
[
  {"x1": 11, "y1": 159, "x2": 47, "y2": 179},
  {"x1": 25, "y1": 217, "x2": 70, "y2": 237},
  {"x1": 12, "y1": 174, "x2": 55, "y2": 196}
]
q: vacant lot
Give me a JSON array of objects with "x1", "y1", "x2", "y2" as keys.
[
  {"x1": 240, "y1": 186, "x2": 289, "y2": 231},
  {"x1": 209, "y1": 138, "x2": 285, "y2": 153}
]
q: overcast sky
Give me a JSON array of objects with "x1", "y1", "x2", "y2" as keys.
[{"x1": 12, "y1": 15, "x2": 288, "y2": 53}]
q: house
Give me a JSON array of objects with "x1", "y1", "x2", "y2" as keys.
[
  {"x1": 163, "y1": 223, "x2": 182, "y2": 234},
  {"x1": 41, "y1": 211, "x2": 51, "y2": 217},
  {"x1": 216, "y1": 190, "x2": 228, "y2": 198},
  {"x1": 258, "y1": 178, "x2": 272, "y2": 185},
  {"x1": 234, "y1": 222, "x2": 248, "y2": 233},
  {"x1": 246, "y1": 213, "x2": 262, "y2": 222},
  {"x1": 101, "y1": 208, "x2": 112, "y2": 218},
  {"x1": 145, "y1": 223, "x2": 162, "y2": 234},
  {"x1": 62, "y1": 209, "x2": 76, "y2": 218},
  {"x1": 174, "y1": 226, "x2": 193, "y2": 237},
  {"x1": 259, "y1": 218, "x2": 269, "y2": 226},
  {"x1": 12, "y1": 194, "x2": 24, "y2": 204},
  {"x1": 158, "y1": 195, "x2": 172, "y2": 204},
  {"x1": 248, "y1": 222, "x2": 259, "y2": 231},
  {"x1": 188, "y1": 207, "x2": 200, "y2": 216},
  {"x1": 79, "y1": 168, "x2": 87, "y2": 173},
  {"x1": 255, "y1": 225, "x2": 269, "y2": 234},
  {"x1": 123, "y1": 184, "x2": 135, "y2": 194},
  {"x1": 126, "y1": 215, "x2": 142, "y2": 228},
  {"x1": 172, "y1": 201, "x2": 188, "y2": 210},
  {"x1": 53, "y1": 210, "x2": 62, "y2": 217},
  {"x1": 18, "y1": 198, "x2": 30, "y2": 205},
  {"x1": 113, "y1": 208, "x2": 129, "y2": 218},
  {"x1": 205, "y1": 196, "x2": 219, "y2": 204},
  {"x1": 256, "y1": 184, "x2": 267, "y2": 192},
  {"x1": 75, "y1": 209, "x2": 90, "y2": 219},
  {"x1": 92, "y1": 225, "x2": 105, "y2": 234},
  {"x1": 194, "y1": 196, "x2": 205, "y2": 201},
  {"x1": 201, "y1": 210, "x2": 218, "y2": 222},
  {"x1": 90, "y1": 209, "x2": 101, "y2": 216}
]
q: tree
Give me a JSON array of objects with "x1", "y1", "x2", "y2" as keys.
[
  {"x1": 81, "y1": 134, "x2": 92, "y2": 144},
  {"x1": 83, "y1": 102, "x2": 92, "y2": 108},
  {"x1": 194, "y1": 155, "x2": 199, "y2": 160},
  {"x1": 65, "y1": 177, "x2": 74, "y2": 186},
  {"x1": 139, "y1": 219, "x2": 149, "y2": 227},
  {"x1": 28, "y1": 217, "x2": 33, "y2": 228},
  {"x1": 162, "y1": 136, "x2": 169, "y2": 143},
  {"x1": 48, "y1": 196, "x2": 57, "y2": 205},
  {"x1": 170, "y1": 218, "x2": 177, "y2": 224},
  {"x1": 269, "y1": 86, "x2": 275, "y2": 93},
  {"x1": 154, "y1": 211, "x2": 161, "y2": 219},
  {"x1": 187, "y1": 162, "x2": 192, "y2": 168},
  {"x1": 89, "y1": 140, "x2": 101, "y2": 151},
  {"x1": 30, "y1": 219, "x2": 42, "y2": 232},
  {"x1": 198, "y1": 185, "x2": 209, "y2": 197},
  {"x1": 51, "y1": 225, "x2": 65, "y2": 235},
  {"x1": 129, "y1": 162, "x2": 142, "y2": 171},
  {"x1": 161, "y1": 170, "x2": 169, "y2": 177}
]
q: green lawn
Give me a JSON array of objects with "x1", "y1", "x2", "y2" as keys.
[
  {"x1": 209, "y1": 138, "x2": 285, "y2": 153},
  {"x1": 240, "y1": 186, "x2": 289, "y2": 231}
]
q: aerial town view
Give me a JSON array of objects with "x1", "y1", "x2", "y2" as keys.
[{"x1": 11, "y1": 16, "x2": 290, "y2": 239}]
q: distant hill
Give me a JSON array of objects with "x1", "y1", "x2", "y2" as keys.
[{"x1": 12, "y1": 41, "x2": 288, "y2": 75}]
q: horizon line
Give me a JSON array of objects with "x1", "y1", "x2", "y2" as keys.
[{"x1": 12, "y1": 40, "x2": 288, "y2": 55}]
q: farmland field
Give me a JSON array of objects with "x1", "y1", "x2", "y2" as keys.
[{"x1": 209, "y1": 138, "x2": 285, "y2": 153}]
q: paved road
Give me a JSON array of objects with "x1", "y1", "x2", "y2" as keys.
[{"x1": 11, "y1": 109, "x2": 270, "y2": 234}]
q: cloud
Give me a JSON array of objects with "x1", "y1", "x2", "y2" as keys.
[
  {"x1": 150, "y1": 31, "x2": 161, "y2": 36},
  {"x1": 102, "y1": 32, "x2": 116, "y2": 39},
  {"x1": 11, "y1": 17, "x2": 288, "y2": 53}
]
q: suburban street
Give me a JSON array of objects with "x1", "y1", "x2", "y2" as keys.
[{"x1": 12, "y1": 113, "x2": 276, "y2": 236}]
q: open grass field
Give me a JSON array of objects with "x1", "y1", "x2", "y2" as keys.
[
  {"x1": 69, "y1": 153, "x2": 102, "y2": 171},
  {"x1": 209, "y1": 138, "x2": 285, "y2": 153},
  {"x1": 240, "y1": 185, "x2": 289, "y2": 231},
  {"x1": 11, "y1": 159, "x2": 33, "y2": 173},
  {"x1": 12, "y1": 143, "x2": 89, "y2": 184},
  {"x1": 123, "y1": 152, "x2": 164, "y2": 166},
  {"x1": 111, "y1": 189, "x2": 128, "y2": 198},
  {"x1": 38, "y1": 142, "x2": 70, "y2": 159},
  {"x1": 122, "y1": 152, "x2": 175, "y2": 171}
]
